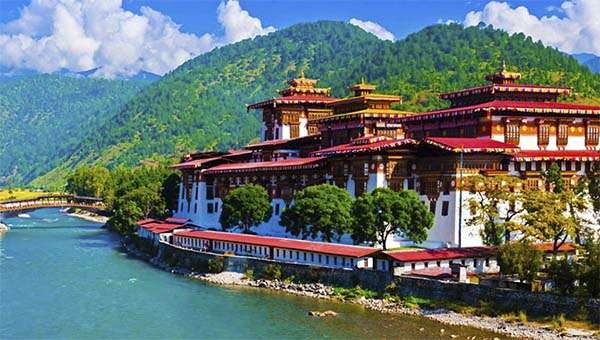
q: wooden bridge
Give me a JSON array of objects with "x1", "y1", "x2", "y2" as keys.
[{"x1": 0, "y1": 194, "x2": 106, "y2": 214}]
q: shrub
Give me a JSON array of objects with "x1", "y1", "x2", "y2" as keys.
[
  {"x1": 244, "y1": 268, "x2": 254, "y2": 280},
  {"x1": 261, "y1": 264, "x2": 282, "y2": 280},
  {"x1": 497, "y1": 241, "x2": 543, "y2": 282},
  {"x1": 550, "y1": 314, "x2": 567, "y2": 331},
  {"x1": 547, "y1": 257, "x2": 578, "y2": 295},
  {"x1": 207, "y1": 258, "x2": 224, "y2": 273},
  {"x1": 332, "y1": 286, "x2": 378, "y2": 300}
]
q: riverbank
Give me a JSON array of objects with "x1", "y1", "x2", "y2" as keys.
[
  {"x1": 64, "y1": 208, "x2": 108, "y2": 224},
  {"x1": 124, "y1": 242, "x2": 597, "y2": 339}
]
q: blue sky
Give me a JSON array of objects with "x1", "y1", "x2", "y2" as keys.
[
  {"x1": 1, "y1": 0, "x2": 565, "y2": 40},
  {"x1": 0, "y1": 0, "x2": 596, "y2": 77}
]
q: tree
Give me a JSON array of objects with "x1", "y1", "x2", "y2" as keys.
[
  {"x1": 579, "y1": 234, "x2": 600, "y2": 298},
  {"x1": 464, "y1": 175, "x2": 526, "y2": 246},
  {"x1": 280, "y1": 184, "x2": 353, "y2": 242},
  {"x1": 219, "y1": 184, "x2": 272, "y2": 233},
  {"x1": 547, "y1": 257, "x2": 579, "y2": 295},
  {"x1": 66, "y1": 166, "x2": 111, "y2": 197},
  {"x1": 543, "y1": 162, "x2": 564, "y2": 193},
  {"x1": 497, "y1": 241, "x2": 543, "y2": 282},
  {"x1": 587, "y1": 162, "x2": 600, "y2": 216},
  {"x1": 350, "y1": 188, "x2": 433, "y2": 250},
  {"x1": 520, "y1": 190, "x2": 587, "y2": 256}
]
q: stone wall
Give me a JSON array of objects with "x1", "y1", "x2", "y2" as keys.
[
  {"x1": 393, "y1": 275, "x2": 599, "y2": 323},
  {"x1": 154, "y1": 242, "x2": 599, "y2": 324}
]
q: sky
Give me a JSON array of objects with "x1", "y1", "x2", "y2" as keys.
[{"x1": 0, "y1": 0, "x2": 598, "y2": 78}]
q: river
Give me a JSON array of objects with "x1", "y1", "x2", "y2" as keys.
[{"x1": 0, "y1": 209, "x2": 506, "y2": 339}]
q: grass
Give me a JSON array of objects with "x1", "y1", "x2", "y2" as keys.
[
  {"x1": 332, "y1": 286, "x2": 379, "y2": 300},
  {"x1": 0, "y1": 189, "x2": 53, "y2": 202}
]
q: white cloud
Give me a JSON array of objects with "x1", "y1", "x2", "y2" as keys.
[
  {"x1": 349, "y1": 18, "x2": 395, "y2": 41},
  {"x1": 0, "y1": 0, "x2": 276, "y2": 77},
  {"x1": 464, "y1": 0, "x2": 600, "y2": 55}
]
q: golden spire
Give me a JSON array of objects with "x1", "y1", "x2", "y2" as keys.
[
  {"x1": 361, "y1": 76, "x2": 366, "y2": 84},
  {"x1": 300, "y1": 68, "x2": 305, "y2": 79}
]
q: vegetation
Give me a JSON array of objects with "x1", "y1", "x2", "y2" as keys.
[
  {"x1": 219, "y1": 184, "x2": 273, "y2": 233},
  {"x1": 465, "y1": 175, "x2": 526, "y2": 246},
  {"x1": 64, "y1": 163, "x2": 178, "y2": 236},
  {"x1": 30, "y1": 22, "x2": 600, "y2": 188},
  {"x1": 587, "y1": 162, "x2": 600, "y2": 217},
  {"x1": 332, "y1": 286, "x2": 378, "y2": 300},
  {"x1": 350, "y1": 188, "x2": 434, "y2": 249},
  {"x1": 0, "y1": 74, "x2": 148, "y2": 187},
  {"x1": 0, "y1": 189, "x2": 51, "y2": 202},
  {"x1": 497, "y1": 242, "x2": 543, "y2": 282},
  {"x1": 280, "y1": 184, "x2": 353, "y2": 242},
  {"x1": 260, "y1": 264, "x2": 283, "y2": 280},
  {"x1": 207, "y1": 258, "x2": 225, "y2": 273}
]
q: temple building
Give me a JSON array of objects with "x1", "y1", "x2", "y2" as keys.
[{"x1": 172, "y1": 65, "x2": 600, "y2": 249}]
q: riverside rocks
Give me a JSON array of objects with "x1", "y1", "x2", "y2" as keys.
[
  {"x1": 124, "y1": 242, "x2": 596, "y2": 340},
  {"x1": 309, "y1": 310, "x2": 338, "y2": 317}
]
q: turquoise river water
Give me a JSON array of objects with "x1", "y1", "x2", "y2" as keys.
[{"x1": 0, "y1": 208, "x2": 507, "y2": 339}]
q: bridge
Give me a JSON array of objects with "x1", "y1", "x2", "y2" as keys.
[{"x1": 0, "y1": 194, "x2": 106, "y2": 215}]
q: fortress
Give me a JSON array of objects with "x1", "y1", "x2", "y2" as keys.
[{"x1": 171, "y1": 64, "x2": 600, "y2": 249}]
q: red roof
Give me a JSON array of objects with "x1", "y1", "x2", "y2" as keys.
[
  {"x1": 203, "y1": 157, "x2": 324, "y2": 174},
  {"x1": 312, "y1": 138, "x2": 416, "y2": 156},
  {"x1": 403, "y1": 100, "x2": 600, "y2": 122},
  {"x1": 424, "y1": 137, "x2": 519, "y2": 153},
  {"x1": 533, "y1": 242, "x2": 578, "y2": 253},
  {"x1": 440, "y1": 83, "x2": 571, "y2": 99},
  {"x1": 174, "y1": 230, "x2": 379, "y2": 258},
  {"x1": 513, "y1": 150, "x2": 600, "y2": 161},
  {"x1": 137, "y1": 218, "x2": 188, "y2": 234},
  {"x1": 245, "y1": 134, "x2": 320, "y2": 150},
  {"x1": 247, "y1": 95, "x2": 336, "y2": 109},
  {"x1": 384, "y1": 247, "x2": 495, "y2": 262},
  {"x1": 171, "y1": 156, "x2": 223, "y2": 170}
]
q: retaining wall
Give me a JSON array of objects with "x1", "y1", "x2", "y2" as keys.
[{"x1": 153, "y1": 241, "x2": 599, "y2": 324}]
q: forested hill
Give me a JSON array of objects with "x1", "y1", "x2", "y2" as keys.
[
  {"x1": 33, "y1": 21, "x2": 600, "y2": 189},
  {"x1": 0, "y1": 74, "x2": 149, "y2": 186}
]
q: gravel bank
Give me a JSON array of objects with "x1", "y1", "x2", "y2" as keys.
[{"x1": 123, "y1": 242, "x2": 597, "y2": 339}]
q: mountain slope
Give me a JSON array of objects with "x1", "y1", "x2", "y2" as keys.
[
  {"x1": 573, "y1": 53, "x2": 600, "y2": 73},
  {"x1": 0, "y1": 74, "x2": 149, "y2": 186},
  {"x1": 34, "y1": 22, "x2": 600, "y2": 188}
]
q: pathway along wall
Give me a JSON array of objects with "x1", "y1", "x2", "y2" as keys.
[{"x1": 152, "y1": 241, "x2": 599, "y2": 324}]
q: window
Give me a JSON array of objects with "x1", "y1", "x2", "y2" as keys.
[
  {"x1": 350, "y1": 259, "x2": 354, "y2": 267},
  {"x1": 411, "y1": 263, "x2": 416, "y2": 270},
  {"x1": 274, "y1": 203, "x2": 280, "y2": 215},
  {"x1": 429, "y1": 201, "x2": 436, "y2": 214},
  {"x1": 586, "y1": 125, "x2": 600, "y2": 146},
  {"x1": 194, "y1": 203, "x2": 198, "y2": 214},
  {"x1": 206, "y1": 184, "x2": 214, "y2": 200},
  {"x1": 576, "y1": 161, "x2": 581, "y2": 172},
  {"x1": 311, "y1": 253, "x2": 314, "y2": 262},
  {"x1": 538, "y1": 124, "x2": 549, "y2": 146},
  {"x1": 207, "y1": 203, "x2": 214, "y2": 214},
  {"x1": 525, "y1": 162, "x2": 532, "y2": 171},
  {"x1": 441, "y1": 201, "x2": 449, "y2": 216},
  {"x1": 276, "y1": 249, "x2": 279, "y2": 257},
  {"x1": 318, "y1": 254, "x2": 322, "y2": 263},
  {"x1": 557, "y1": 123, "x2": 569, "y2": 146},
  {"x1": 565, "y1": 161, "x2": 572, "y2": 171},
  {"x1": 334, "y1": 257, "x2": 337, "y2": 265},
  {"x1": 485, "y1": 258, "x2": 490, "y2": 266},
  {"x1": 214, "y1": 202, "x2": 218, "y2": 212},
  {"x1": 436, "y1": 261, "x2": 441, "y2": 267},
  {"x1": 303, "y1": 252, "x2": 307, "y2": 261},
  {"x1": 326, "y1": 256, "x2": 329, "y2": 264},
  {"x1": 505, "y1": 121, "x2": 520, "y2": 145},
  {"x1": 296, "y1": 251, "x2": 299, "y2": 260},
  {"x1": 424, "y1": 262, "x2": 429, "y2": 268}
]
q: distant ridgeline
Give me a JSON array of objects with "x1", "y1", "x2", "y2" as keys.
[
  {"x1": 20, "y1": 21, "x2": 600, "y2": 190},
  {"x1": 0, "y1": 74, "x2": 151, "y2": 187}
]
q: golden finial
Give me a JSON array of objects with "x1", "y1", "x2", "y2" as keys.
[
  {"x1": 300, "y1": 69, "x2": 305, "y2": 78},
  {"x1": 361, "y1": 76, "x2": 366, "y2": 84},
  {"x1": 502, "y1": 60, "x2": 507, "y2": 72}
]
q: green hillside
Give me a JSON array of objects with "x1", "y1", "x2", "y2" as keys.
[
  {"x1": 32, "y1": 22, "x2": 600, "y2": 189},
  {"x1": 0, "y1": 74, "x2": 149, "y2": 186}
]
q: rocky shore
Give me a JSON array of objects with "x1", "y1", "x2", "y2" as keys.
[
  {"x1": 0, "y1": 222, "x2": 9, "y2": 233},
  {"x1": 64, "y1": 208, "x2": 108, "y2": 224},
  {"x1": 124, "y1": 242, "x2": 597, "y2": 339}
]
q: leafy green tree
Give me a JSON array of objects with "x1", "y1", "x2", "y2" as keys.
[
  {"x1": 497, "y1": 242, "x2": 543, "y2": 282},
  {"x1": 109, "y1": 200, "x2": 143, "y2": 236},
  {"x1": 66, "y1": 166, "x2": 111, "y2": 197},
  {"x1": 280, "y1": 184, "x2": 353, "y2": 242},
  {"x1": 547, "y1": 257, "x2": 579, "y2": 295},
  {"x1": 219, "y1": 184, "x2": 273, "y2": 233},
  {"x1": 464, "y1": 175, "x2": 526, "y2": 246},
  {"x1": 350, "y1": 188, "x2": 433, "y2": 249},
  {"x1": 543, "y1": 162, "x2": 564, "y2": 193},
  {"x1": 587, "y1": 162, "x2": 600, "y2": 215},
  {"x1": 520, "y1": 190, "x2": 587, "y2": 256},
  {"x1": 579, "y1": 234, "x2": 600, "y2": 298}
]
